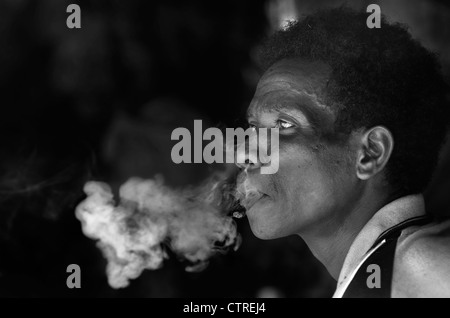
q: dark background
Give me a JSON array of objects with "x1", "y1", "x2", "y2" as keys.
[{"x1": 0, "y1": 0, "x2": 449, "y2": 297}]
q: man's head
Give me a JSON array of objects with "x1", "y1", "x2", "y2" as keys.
[{"x1": 237, "y1": 7, "x2": 449, "y2": 239}]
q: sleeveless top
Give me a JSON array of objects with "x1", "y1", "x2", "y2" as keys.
[{"x1": 342, "y1": 215, "x2": 432, "y2": 298}]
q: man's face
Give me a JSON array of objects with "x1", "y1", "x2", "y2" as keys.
[{"x1": 240, "y1": 58, "x2": 362, "y2": 239}]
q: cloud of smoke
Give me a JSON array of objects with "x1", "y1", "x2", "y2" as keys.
[
  {"x1": 234, "y1": 169, "x2": 265, "y2": 212},
  {"x1": 75, "y1": 174, "x2": 242, "y2": 289}
]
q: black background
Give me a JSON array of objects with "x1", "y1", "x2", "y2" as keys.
[{"x1": 0, "y1": 0, "x2": 449, "y2": 297}]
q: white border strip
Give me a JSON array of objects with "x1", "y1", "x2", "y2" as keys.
[{"x1": 333, "y1": 239, "x2": 387, "y2": 298}]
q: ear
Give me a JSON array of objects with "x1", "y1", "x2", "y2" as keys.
[{"x1": 356, "y1": 126, "x2": 394, "y2": 181}]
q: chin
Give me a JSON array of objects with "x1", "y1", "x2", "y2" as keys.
[
  {"x1": 246, "y1": 205, "x2": 286, "y2": 240},
  {"x1": 248, "y1": 223, "x2": 278, "y2": 240},
  {"x1": 246, "y1": 201, "x2": 307, "y2": 239}
]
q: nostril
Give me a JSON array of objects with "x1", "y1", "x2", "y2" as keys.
[{"x1": 235, "y1": 158, "x2": 253, "y2": 170}]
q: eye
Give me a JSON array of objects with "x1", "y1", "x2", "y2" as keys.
[
  {"x1": 276, "y1": 119, "x2": 294, "y2": 130},
  {"x1": 248, "y1": 123, "x2": 257, "y2": 132}
]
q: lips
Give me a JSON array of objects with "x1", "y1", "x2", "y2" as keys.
[
  {"x1": 235, "y1": 172, "x2": 270, "y2": 212},
  {"x1": 241, "y1": 191, "x2": 267, "y2": 211}
]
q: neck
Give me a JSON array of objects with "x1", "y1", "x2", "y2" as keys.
[{"x1": 299, "y1": 189, "x2": 395, "y2": 280}]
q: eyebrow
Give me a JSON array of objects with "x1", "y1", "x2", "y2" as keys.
[
  {"x1": 272, "y1": 104, "x2": 312, "y2": 128},
  {"x1": 247, "y1": 103, "x2": 316, "y2": 131}
]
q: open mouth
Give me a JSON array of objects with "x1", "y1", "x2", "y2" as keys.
[
  {"x1": 241, "y1": 191, "x2": 267, "y2": 211},
  {"x1": 233, "y1": 171, "x2": 269, "y2": 217},
  {"x1": 230, "y1": 191, "x2": 268, "y2": 219}
]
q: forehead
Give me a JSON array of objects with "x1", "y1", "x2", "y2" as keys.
[{"x1": 248, "y1": 58, "x2": 333, "y2": 118}]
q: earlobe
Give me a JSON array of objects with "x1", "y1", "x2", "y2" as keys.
[{"x1": 356, "y1": 126, "x2": 394, "y2": 181}]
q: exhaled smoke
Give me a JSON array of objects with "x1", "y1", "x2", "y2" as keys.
[
  {"x1": 75, "y1": 173, "x2": 244, "y2": 289},
  {"x1": 234, "y1": 169, "x2": 264, "y2": 211}
]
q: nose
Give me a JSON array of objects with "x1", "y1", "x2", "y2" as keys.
[
  {"x1": 235, "y1": 158, "x2": 261, "y2": 170},
  {"x1": 235, "y1": 138, "x2": 261, "y2": 171}
]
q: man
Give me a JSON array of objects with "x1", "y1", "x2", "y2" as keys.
[{"x1": 235, "y1": 7, "x2": 450, "y2": 297}]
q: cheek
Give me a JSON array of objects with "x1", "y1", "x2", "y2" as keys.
[
  {"x1": 274, "y1": 141, "x2": 354, "y2": 223},
  {"x1": 246, "y1": 138, "x2": 356, "y2": 239}
]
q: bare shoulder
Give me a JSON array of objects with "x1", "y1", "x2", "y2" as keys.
[{"x1": 392, "y1": 219, "x2": 450, "y2": 298}]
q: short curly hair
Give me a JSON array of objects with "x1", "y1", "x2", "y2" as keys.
[{"x1": 258, "y1": 7, "x2": 450, "y2": 195}]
